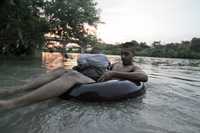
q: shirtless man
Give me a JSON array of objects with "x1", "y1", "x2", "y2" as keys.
[
  {"x1": 0, "y1": 48, "x2": 148, "y2": 109},
  {"x1": 98, "y1": 48, "x2": 148, "y2": 83}
]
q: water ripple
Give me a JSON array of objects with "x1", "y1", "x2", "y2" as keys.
[{"x1": 1, "y1": 56, "x2": 200, "y2": 133}]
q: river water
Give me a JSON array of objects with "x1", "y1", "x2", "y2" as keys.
[{"x1": 0, "y1": 53, "x2": 200, "y2": 133}]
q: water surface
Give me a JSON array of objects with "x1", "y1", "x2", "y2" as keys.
[{"x1": 0, "y1": 53, "x2": 200, "y2": 133}]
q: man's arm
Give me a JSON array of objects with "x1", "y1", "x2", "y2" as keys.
[
  {"x1": 98, "y1": 66, "x2": 148, "y2": 82},
  {"x1": 110, "y1": 70, "x2": 148, "y2": 82}
]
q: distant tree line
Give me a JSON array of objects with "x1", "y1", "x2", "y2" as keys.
[
  {"x1": 0, "y1": 0, "x2": 99, "y2": 56},
  {"x1": 92, "y1": 37, "x2": 200, "y2": 59}
]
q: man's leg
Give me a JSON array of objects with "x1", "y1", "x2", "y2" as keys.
[
  {"x1": 0, "y1": 68, "x2": 66, "y2": 95},
  {"x1": 0, "y1": 70, "x2": 95, "y2": 109}
]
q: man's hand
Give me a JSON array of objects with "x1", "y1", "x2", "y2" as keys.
[{"x1": 98, "y1": 71, "x2": 115, "y2": 82}]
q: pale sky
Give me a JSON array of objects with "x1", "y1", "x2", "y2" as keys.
[{"x1": 96, "y1": 0, "x2": 200, "y2": 44}]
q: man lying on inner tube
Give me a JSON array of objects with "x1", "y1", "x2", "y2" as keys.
[{"x1": 0, "y1": 45, "x2": 148, "y2": 109}]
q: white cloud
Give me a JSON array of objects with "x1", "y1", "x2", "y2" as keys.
[{"x1": 96, "y1": 0, "x2": 200, "y2": 44}]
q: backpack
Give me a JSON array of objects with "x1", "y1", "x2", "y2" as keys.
[{"x1": 73, "y1": 54, "x2": 110, "y2": 81}]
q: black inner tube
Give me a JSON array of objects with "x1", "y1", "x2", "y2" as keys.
[{"x1": 60, "y1": 80, "x2": 145, "y2": 102}]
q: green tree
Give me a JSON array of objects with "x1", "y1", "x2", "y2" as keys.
[
  {"x1": 139, "y1": 42, "x2": 150, "y2": 49},
  {"x1": 191, "y1": 37, "x2": 200, "y2": 52},
  {"x1": 44, "y1": 0, "x2": 100, "y2": 53},
  {"x1": 152, "y1": 41, "x2": 162, "y2": 49},
  {"x1": 0, "y1": 0, "x2": 48, "y2": 56},
  {"x1": 0, "y1": 0, "x2": 99, "y2": 56}
]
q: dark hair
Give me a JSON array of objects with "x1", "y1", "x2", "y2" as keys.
[
  {"x1": 121, "y1": 47, "x2": 135, "y2": 55},
  {"x1": 120, "y1": 42, "x2": 135, "y2": 54}
]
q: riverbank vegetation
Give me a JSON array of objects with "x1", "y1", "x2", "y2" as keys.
[{"x1": 92, "y1": 38, "x2": 200, "y2": 59}]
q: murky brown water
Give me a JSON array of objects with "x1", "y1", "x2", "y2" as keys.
[{"x1": 0, "y1": 52, "x2": 200, "y2": 133}]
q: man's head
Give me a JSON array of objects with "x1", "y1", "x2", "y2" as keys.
[{"x1": 120, "y1": 47, "x2": 134, "y2": 65}]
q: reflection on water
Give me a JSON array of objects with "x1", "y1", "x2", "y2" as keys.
[
  {"x1": 0, "y1": 53, "x2": 200, "y2": 133},
  {"x1": 42, "y1": 52, "x2": 120, "y2": 71},
  {"x1": 42, "y1": 52, "x2": 65, "y2": 71},
  {"x1": 42, "y1": 52, "x2": 80, "y2": 70}
]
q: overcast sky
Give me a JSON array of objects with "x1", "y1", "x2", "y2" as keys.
[{"x1": 96, "y1": 0, "x2": 200, "y2": 44}]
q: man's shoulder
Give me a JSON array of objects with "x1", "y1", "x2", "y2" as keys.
[
  {"x1": 111, "y1": 62, "x2": 134, "y2": 71},
  {"x1": 112, "y1": 62, "x2": 136, "y2": 67},
  {"x1": 132, "y1": 64, "x2": 143, "y2": 72},
  {"x1": 111, "y1": 62, "x2": 121, "y2": 68},
  {"x1": 112, "y1": 61, "x2": 122, "y2": 66},
  {"x1": 115, "y1": 62, "x2": 142, "y2": 70}
]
